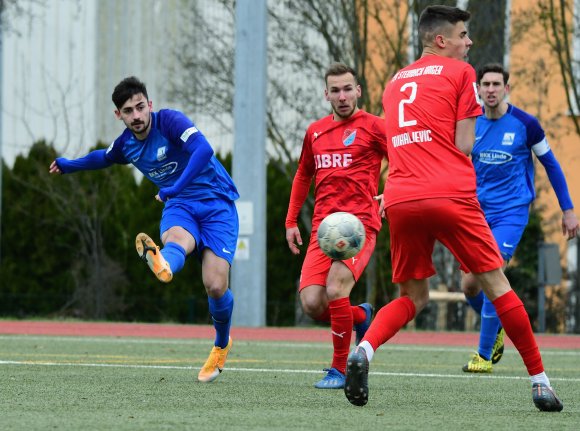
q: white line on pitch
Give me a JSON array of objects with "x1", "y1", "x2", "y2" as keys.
[{"x1": 1, "y1": 360, "x2": 579, "y2": 383}]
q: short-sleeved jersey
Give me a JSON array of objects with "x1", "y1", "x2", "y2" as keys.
[
  {"x1": 472, "y1": 104, "x2": 545, "y2": 215},
  {"x1": 289, "y1": 110, "x2": 388, "y2": 233},
  {"x1": 382, "y1": 55, "x2": 482, "y2": 207},
  {"x1": 105, "y1": 109, "x2": 239, "y2": 202}
]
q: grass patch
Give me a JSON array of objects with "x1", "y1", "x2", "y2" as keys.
[{"x1": 1, "y1": 335, "x2": 579, "y2": 430}]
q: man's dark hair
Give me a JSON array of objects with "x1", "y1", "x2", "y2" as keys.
[
  {"x1": 477, "y1": 63, "x2": 510, "y2": 85},
  {"x1": 112, "y1": 76, "x2": 149, "y2": 109},
  {"x1": 418, "y1": 5, "x2": 471, "y2": 45},
  {"x1": 324, "y1": 62, "x2": 358, "y2": 86}
]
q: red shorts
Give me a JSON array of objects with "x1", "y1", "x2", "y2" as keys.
[
  {"x1": 386, "y1": 197, "x2": 503, "y2": 283},
  {"x1": 299, "y1": 228, "x2": 377, "y2": 291}
]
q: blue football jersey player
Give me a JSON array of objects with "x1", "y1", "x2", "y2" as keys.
[
  {"x1": 461, "y1": 64, "x2": 578, "y2": 375},
  {"x1": 49, "y1": 76, "x2": 238, "y2": 383}
]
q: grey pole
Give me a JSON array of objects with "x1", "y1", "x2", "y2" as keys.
[
  {"x1": 537, "y1": 243, "x2": 562, "y2": 333},
  {"x1": 537, "y1": 245, "x2": 546, "y2": 333},
  {"x1": 231, "y1": 0, "x2": 267, "y2": 326}
]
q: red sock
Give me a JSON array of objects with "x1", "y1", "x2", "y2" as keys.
[
  {"x1": 329, "y1": 297, "x2": 353, "y2": 374},
  {"x1": 351, "y1": 305, "x2": 365, "y2": 325},
  {"x1": 312, "y1": 305, "x2": 363, "y2": 324},
  {"x1": 363, "y1": 296, "x2": 415, "y2": 351},
  {"x1": 493, "y1": 290, "x2": 544, "y2": 376}
]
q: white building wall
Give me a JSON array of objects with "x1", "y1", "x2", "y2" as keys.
[
  {"x1": 2, "y1": 0, "x2": 98, "y2": 162},
  {"x1": 95, "y1": 0, "x2": 184, "y2": 146},
  {"x1": 1, "y1": 0, "x2": 203, "y2": 165},
  {"x1": 2, "y1": 0, "x2": 325, "y2": 167}
]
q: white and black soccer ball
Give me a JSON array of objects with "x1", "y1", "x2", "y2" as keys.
[{"x1": 317, "y1": 212, "x2": 366, "y2": 260}]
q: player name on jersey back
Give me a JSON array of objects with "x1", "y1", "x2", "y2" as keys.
[{"x1": 391, "y1": 130, "x2": 432, "y2": 148}]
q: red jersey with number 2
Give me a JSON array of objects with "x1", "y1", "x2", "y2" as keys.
[
  {"x1": 285, "y1": 110, "x2": 388, "y2": 233},
  {"x1": 382, "y1": 55, "x2": 482, "y2": 207}
]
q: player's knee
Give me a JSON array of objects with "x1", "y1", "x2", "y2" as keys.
[
  {"x1": 462, "y1": 284, "x2": 480, "y2": 297},
  {"x1": 300, "y1": 295, "x2": 324, "y2": 318},
  {"x1": 205, "y1": 286, "x2": 225, "y2": 299},
  {"x1": 162, "y1": 227, "x2": 195, "y2": 254},
  {"x1": 461, "y1": 276, "x2": 480, "y2": 297},
  {"x1": 300, "y1": 301, "x2": 320, "y2": 318},
  {"x1": 325, "y1": 284, "x2": 351, "y2": 301},
  {"x1": 204, "y1": 278, "x2": 228, "y2": 299}
]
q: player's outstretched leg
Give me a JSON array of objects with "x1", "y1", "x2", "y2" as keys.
[
  {"x1": 198, "y1": 337, "x2": 233, "y2": 383},
  {"x1": 135, "y1": 233, "x2": 173, "y2": 283},
  {"x1": 354, "y1": 303, "x2": 374, "y2": 345},
  {"x1": 344, "y1": 346, "x2": 369, "y2": 406},
  {"x1": 532, "y1": 383, "x2": 564, "y2": 412}
]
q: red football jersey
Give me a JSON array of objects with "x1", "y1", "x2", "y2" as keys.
[
  {"x1": 286, "y1": 110, "x2": 388, "y2": 233},
  {"x1": 382, "y1": 55, "x2": 482, "y2": 207}
]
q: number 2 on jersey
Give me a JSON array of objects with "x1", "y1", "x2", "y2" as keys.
[{"x1": 398, "y1": 82, "x2": 417, "y2": 128}]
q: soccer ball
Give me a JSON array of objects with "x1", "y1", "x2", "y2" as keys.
[{"x1": 317, "y1": 212, "x2": 366, "y2": 260}]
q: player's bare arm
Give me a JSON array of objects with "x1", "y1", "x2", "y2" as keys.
[
  {"x1": 562, "y1": 209, "x2": 579, "y2": 239},
  {"x1": 285, "y1": 226, "x2": 303, "y2": 255},
  {"x1": 455, "y1": 117, "x2": 476, "y2": 155}
]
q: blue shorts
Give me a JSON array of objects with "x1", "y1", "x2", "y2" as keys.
[
  {"x1": 160, "y1": 198, "x2": 239, "y2": 265},
  {"x1": 485, "y1": 205, "x2": 529, "y2": 261}
]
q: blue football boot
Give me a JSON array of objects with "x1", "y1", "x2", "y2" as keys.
[{"x1": 314, "y1": 367, "x2": 345, "y2": 389}]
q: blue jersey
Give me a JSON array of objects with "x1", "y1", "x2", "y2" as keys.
[
  {"x1": 472, "y1": 104, "x2": 545, "y2": 215},
  {"x1": 105, "y1": 109, "x2": 239, "y2": 202}
]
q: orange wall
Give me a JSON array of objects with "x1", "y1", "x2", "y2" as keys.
[{"x1": 368, "y1": 1, "x2": 578, "y2": 261}]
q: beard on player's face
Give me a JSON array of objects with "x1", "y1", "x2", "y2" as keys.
[
  {"x1": 128, "y1": 114, "x2": 150, "y2": 133},
  {"x1": 332, "y1": 100, "x2": 356, "y2": 119}
]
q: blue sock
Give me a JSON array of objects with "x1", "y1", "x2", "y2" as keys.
[
  {"x1": 160, "y1": 242, "x2": 186, "y2": 274},
  {"x1": 465, "y1": 290, "x2": 484, "y2": 315},
  {"x1": 208, "y1": 289, "x2": 234, "y2": 348},
  {"x1": 478, "y1": 296, "x2": 501, "y2": 360}
]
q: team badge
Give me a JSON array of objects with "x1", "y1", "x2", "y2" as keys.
[
  {"x1": 343, "y1": 129, "x2": 356, "y2": 146},
  {"x1": 157, "y1": 146, "x2": 168, "y2": 161},
  {"x1": 502, "y1": 133, "x2": 515, "y2": 146}
]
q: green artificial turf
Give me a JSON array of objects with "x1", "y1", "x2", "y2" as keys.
[{"x1": 1, "y1": 335, "x2": 579, "y2": 430}]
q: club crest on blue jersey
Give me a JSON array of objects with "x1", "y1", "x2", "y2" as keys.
[
  {"x1": 502, "y1": 133, "x2": 515, "y2": 146},
  {"x1": 343, "y1": 129, "x2": 357, "y2": 146},
  {"x1": 157, "y1": 146, "x2": 167, "y2": 161}
]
